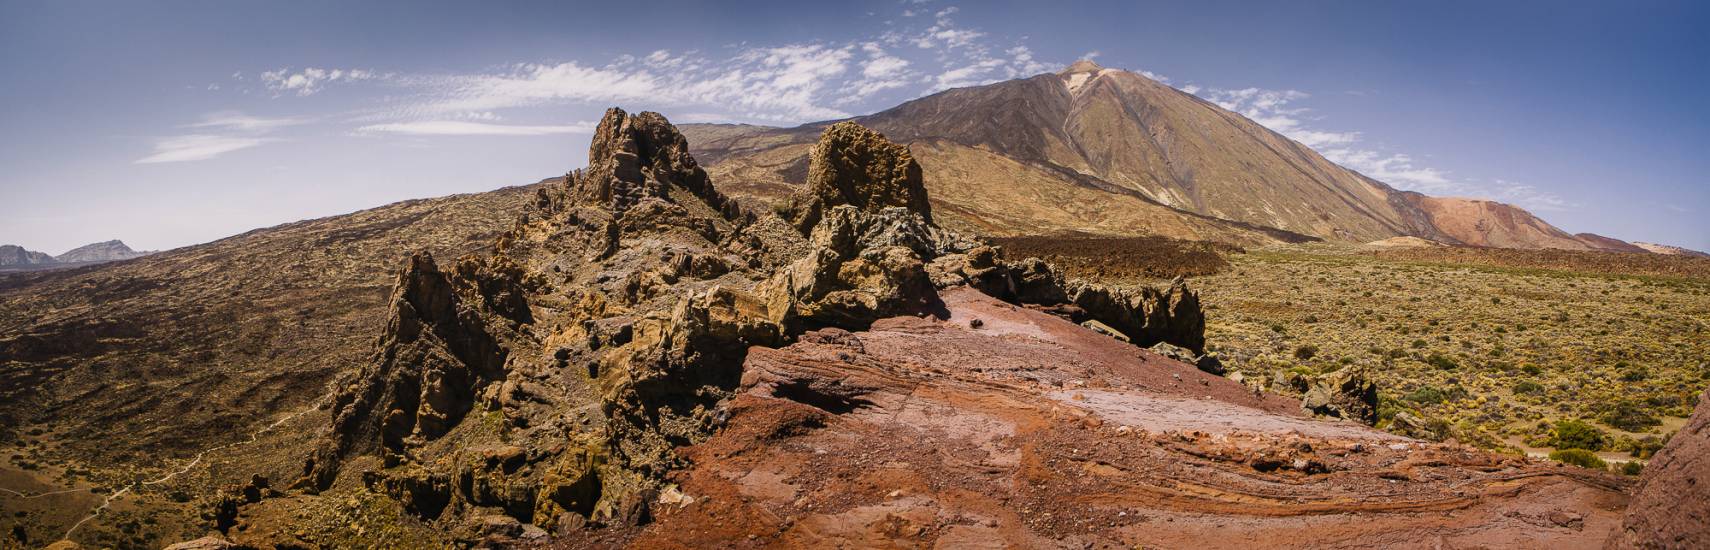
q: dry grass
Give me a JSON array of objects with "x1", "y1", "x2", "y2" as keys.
[{"x1": 1186, "y1": 244, "x2": 1709, "y2": 458}]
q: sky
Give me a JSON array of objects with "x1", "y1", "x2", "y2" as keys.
[{"x1": 2, "y1": 0, "x2": 1706, "y2": 254}]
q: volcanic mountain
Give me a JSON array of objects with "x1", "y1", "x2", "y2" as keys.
[{"x1": 682, "y1": 60, "x2": 1641, "y2": 251}]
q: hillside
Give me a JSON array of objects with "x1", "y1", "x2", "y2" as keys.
[{"x1": 683, "y1": 61, "x2": 1647, "y2": 252}]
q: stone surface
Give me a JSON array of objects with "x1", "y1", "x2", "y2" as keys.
[{"x1": 1611, "y1": 386, "x2": 1710, "y2": 549}]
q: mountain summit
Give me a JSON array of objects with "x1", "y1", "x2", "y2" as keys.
[{"x1": 683, "y1": 63, "x2": 1639, "y2": 251}]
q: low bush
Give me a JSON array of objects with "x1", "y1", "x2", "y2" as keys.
[
  {"x1": 1512, "y1": 380, "x2": 1545, "y2": 395},
  {"x1": 1425, "y1": 353, "x2": 1458, "y2": 370},
  {"x1": 1599, "y1": 401, "x2": 1661, "y2": 433},
  {"x1": 1549, "y1": 448, "x2": 1607, "y2": 469},
  {"x1": 1552, "y1": 419, "x2": 1608, "y2": 451}
]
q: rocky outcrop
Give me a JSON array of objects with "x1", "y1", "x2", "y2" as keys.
[
  {"x1": 784, "y1": 121, "x2": 931, "y2": 231},
  {"x1": 275, "y1": 111, "x2": 1210, "y2": 544},
  {"x1": 1299, "y1": 368, "x2": 1379, "y2": 425},
  {"x1": 1611, "y1": 386, "x2": 1710, "y2": 549},
  {"x1": 1065, "y1": 277, "x2": 1206, "y2": 353},
  {"x1": 569, "y1": 108, "x2": 727, "y2": 215},
  {"x1": 300, "y1": 252, "x2": 524, "y2": 490},
  {"x1": 765, "y1": 205, "x2": 942, "y2": 330}
]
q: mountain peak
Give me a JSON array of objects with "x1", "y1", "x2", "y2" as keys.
[{"x1": 1061, "y1": 59, "x2": 1104, "y2": 74}]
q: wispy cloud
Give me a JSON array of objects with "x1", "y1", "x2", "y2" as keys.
[
  {"x1": 137, "y1": 110, "x2": 300, "y2": 163},
  {"x1": 234, "y1": 5, "x2": 1062, "y2": 129},
  {"x1": 260, "y1": 67, "x2": 378, "y2": 96},
  {"x1": 355, "y1": 120, "x2": 594, "y2": 136},
  {"x1": 186, "y1": 111, "x2": 309, "y2": 132},
  {"x1": 136, "y1": 134, "x2": 274, "y2": 163}
]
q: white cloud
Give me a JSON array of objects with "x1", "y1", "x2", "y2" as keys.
[
  {"x1": 355, "y1": 120, "x2": 594, "y2": 136},
  {"x1": 136, "y1": 135, "x2": 274, "y2": 164},
  {"x1": 404, "y1": 43, "x2": 856, "y2": 123},
  {"x1": 260, "y1": 67, "x2": 378, "y2": 96},
  {"x1": 844, "y1": 42, "x2": 914, "y2": 100},
  {"x1": 187, "y1": 111, "x2": 308, "y2": 132}
]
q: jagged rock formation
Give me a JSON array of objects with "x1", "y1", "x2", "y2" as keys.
[
  {"x1": 1611, "y1": 386, "x2": 1710, "y2": 549},
  {"x1": 256, "y1": 108, "x2": 1211, "y2": 545},
  {"x1": 300, "y1": 252, "x2": 527, "y2": 490},
  {"x1": 784, "y1": 122, "x2": 931, "y2": 230}
]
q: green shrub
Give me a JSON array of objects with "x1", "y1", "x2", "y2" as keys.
[
  {"x1": 1549, "y1": 449, "x2": 1607, "y2": 469},
  {"x1": 1425, "y1": 353, "x2": 1458, "y2": 370},
  {"x1": 1553, "y1": 419, "x2": 1608, "y2": 451},
  {"x1": 1513, "y1": 380, "x2": 1545, "y2": 395},
  {"x1": 1620, "y1": 461, "x2": 1645, "y2": 476},
  {"x1": 1630, "y1": 436, "x2": 1666, "y2": 459},
  {"x1": 1599, "y1": 401, "x2": 1661, "y2": 432},
  {"x1": 1407, "y1": 386, "x2": 1447, "y2": 404},
  {"x1": 1293, "y1": 344, "x2": 1318, "y2": 360}
]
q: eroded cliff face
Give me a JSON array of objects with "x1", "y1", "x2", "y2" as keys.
[{"x1": 233, "y1": 108, "x2": 1208, "y2": 547}]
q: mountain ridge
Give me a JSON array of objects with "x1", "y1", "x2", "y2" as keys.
[
  {"x1": 682, "y1": 61, "x2": 1662, "y2": 253},
  {"x1": 0, "y1": 239, "x2": 155, "y2": 271}
]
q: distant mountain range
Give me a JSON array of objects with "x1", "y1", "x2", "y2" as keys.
[
  {"x1": 0, "y1": 239, "x2": 153, "y2": 271},
  {"x1": 682, "y1": 60, "x2": 1674, "y2": 252}
]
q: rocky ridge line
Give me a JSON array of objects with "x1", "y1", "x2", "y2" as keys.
[{"x1": 236, "y1": 108, "x2": 1207, "y2": 546}]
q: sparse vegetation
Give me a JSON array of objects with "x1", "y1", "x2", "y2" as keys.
[
  {"x1": 1549, "y1": 448, "x2": 1607, "y2": 469},
  {"x1": 1195, "y1": 244, "x2": 1708, "y2": 454}
]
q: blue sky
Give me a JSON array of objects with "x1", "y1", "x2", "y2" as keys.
[{"x1": 2, "y1": 0, "x2": 1706, "y2": 253}]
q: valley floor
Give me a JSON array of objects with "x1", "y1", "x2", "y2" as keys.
[{"x1": 1191, "y1": 244, "x2": 1710, "y2": 467}]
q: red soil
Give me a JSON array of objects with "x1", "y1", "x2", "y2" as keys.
[{"x1": 596, "y1": 287, "x2": 1629, "y2": 549}]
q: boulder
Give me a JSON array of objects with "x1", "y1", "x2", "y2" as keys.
[{"x1": 1300, "y1": 368, "x2": 1379, "y2": 425}]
